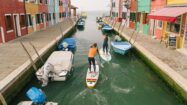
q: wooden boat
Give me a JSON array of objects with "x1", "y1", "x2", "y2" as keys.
[{"x1": 111, "y1": 41, "x2": 132, "y2": 55}]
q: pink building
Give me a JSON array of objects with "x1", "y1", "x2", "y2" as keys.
[{"x1": 149, "y1": 0, "x2": 166, "y2": 39}]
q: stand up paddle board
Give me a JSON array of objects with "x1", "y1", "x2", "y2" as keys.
[
  {"x1": 86, "y1": 65, "x2": 99, "y2": 88},
  {"x1": 99, "y1": 49, "x2": 112, "y2": 61}
]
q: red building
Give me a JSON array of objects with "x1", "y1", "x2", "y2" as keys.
[
  {"x1": 149, "y1": 0, "x2": 166, "y2": 39},
  {"x1": 129, "y1": 0, "x2": 137, "y2": 29},
  {"x1": 0, "y1": 0, "x2": 28, "y2": 43},
  {"x1": 38, "y1": 0, "x2": 48, "y2": 29}
]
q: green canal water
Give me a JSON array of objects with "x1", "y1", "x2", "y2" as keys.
[{"x1": 12, "y1": 11, "x2": 186, "y2": 105}]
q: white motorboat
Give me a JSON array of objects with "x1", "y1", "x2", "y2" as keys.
[{"x1": 36, "y1": 51, "x2": 74, "y2": 87}]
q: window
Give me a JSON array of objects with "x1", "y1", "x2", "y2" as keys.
[
  {"x1": 39, "y1": 0, "x2": 43, "y2": 4},
  {"x1": 53, "y1": 13, "x2": 56, "y2": 20},
  {"x1": 5, "y1": 15, "x2": 13, "y2": 31},
  {"x1": 44, "y1": 0, "x2": 48, "y2": 4},
  {"x1": 122, "y1": 12, "x2": 126, "y2": 19},
  {"x1": 20, "y1": 15, "x2": 26, "y2": 27},
  {"x1": 112, "y1": 2, "x2": 115, "y2": 7},
  {"x1": 48, "y1": 13, "x2": 51, "y2": 21},
  {"x1": 167, "y1": 17, "x2": 181, "y2": 33},
  {"x1": 157, "y1": 20, "x2": 162, "y2": 28},
  {"x1": 36, "y1": 14, "x2": 41, "y2": 24},
  {"x1": 41, "y1": 14, "x2": 44, "y2": 23},
  {"x1": 142, "y1": 13, "x2": 148, "y2": 24},
  {"x1": 26, "y1": 14, "x2": 33, "y2": 26},
  {"x1": 130, "y1": 12, "x2": 136, "y2": 22}
]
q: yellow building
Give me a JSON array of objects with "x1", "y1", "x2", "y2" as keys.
[
  {"x1": 167, "y1": 0, "x2": 187, "y2": 6},
  {"x1": 149, "y1": 0, "x2": 187, "y2": 49},
  {"x1": 25, "y1": 1, "x2": 39, "y2": 34}
]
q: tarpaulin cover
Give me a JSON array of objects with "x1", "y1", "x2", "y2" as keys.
[
  {"x1": 58, "y1": 38, "x2": 76, "y2": 51},
  {"x1": 26, "y1": 87, "x2": 46, "y2": 104}
]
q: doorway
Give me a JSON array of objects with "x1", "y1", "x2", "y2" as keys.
[{"x1": 13, "y1": 14, "x2": 21, "y2": 37}]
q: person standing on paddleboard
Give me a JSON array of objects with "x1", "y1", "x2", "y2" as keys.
[
  {"x1": 88, "y1": 43, "x2": 99, "y2": 73},
  {"x1": 103, "y1": 35, "x2": 108, "y2": 55}
]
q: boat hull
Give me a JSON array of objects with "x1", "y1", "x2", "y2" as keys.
[{"x1": 111, "y1": 41, "x2": 132, "y2": 55}]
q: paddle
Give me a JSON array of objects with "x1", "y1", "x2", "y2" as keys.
[{"x1": 97, "y1": 48, "x2": 104, "y2": 68}]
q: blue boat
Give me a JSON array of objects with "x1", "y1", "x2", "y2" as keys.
[
  {"x1": 102, "y1": 25, "x2": 113, "y2": 31},
  {"x1": 77, "y1": 19, "x2": 85, "y2": 27},
  {"x1": 111, "y1": 41, "x2": 132, "y2": 55},
  {"x1": 58, "y1": 38, "x2": 76, "y2": 52}
]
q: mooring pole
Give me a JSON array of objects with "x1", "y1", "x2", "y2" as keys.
[
  {"x1": 29, "y1": 42, "x2": 44, "y2": 64},
  {"x1": 20, "y1": 41, "x2": 37, "y2": 71}
]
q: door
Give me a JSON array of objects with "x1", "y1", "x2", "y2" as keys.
[{"x1": 13, "y1": 14, "x2": 21, "y2": 37}]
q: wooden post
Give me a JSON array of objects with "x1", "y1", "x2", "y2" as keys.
[
  {"x1": 29, "y1": 42, "x2": 44, "y2": 64},
  {"x1": 20, "y1": 41, "x2": 37, "y2": 71},
  {"x1": 0, "y1": 93, "x2": 7, "y2": 105}
]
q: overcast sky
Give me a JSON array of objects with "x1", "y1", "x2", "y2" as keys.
[{"x1": 71, "y1": 0, "x2": 110, "y2": 12}]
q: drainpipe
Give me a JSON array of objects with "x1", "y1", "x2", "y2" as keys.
[{"x1": 152, "y1": 20, "x2": 155, "y2": 36}]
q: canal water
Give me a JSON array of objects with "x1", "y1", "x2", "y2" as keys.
[{"x1": 12, "y1": 11, "x2": 185, "y2": 105}]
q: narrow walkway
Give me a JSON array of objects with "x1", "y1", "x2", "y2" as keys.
[{"x1": 0, "y1": 18, "x2": 74, "y2": 82}]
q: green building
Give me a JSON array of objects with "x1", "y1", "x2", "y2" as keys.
[{"x1": 136, "y1": 0, "x2": 151, "y2": 35}]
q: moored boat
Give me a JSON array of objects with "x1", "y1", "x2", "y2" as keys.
[
  {"x1": 36, "y1": 51, "x2": 74, "y2": 87},
  {"x1": 111, "y1": 41, "x2": 132, "y2": 55},
  {"x1": 18, "y1": 87, "x2": 58, "y2": 105},
  {"x1": 58, "y1": 38, "x2": 76, "y2": 52},
  {"x1": 102, "y1": 25, "x2": 113, "y2": 31}
]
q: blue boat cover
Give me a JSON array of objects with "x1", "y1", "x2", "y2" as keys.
[
  {"x1": 26, "y1": 87, "x2": 46, "y2": 104},
  {"x1": 102, "y1": 25, "x2": 112, "y2": 30},
  {"x1": 58, "y1": 38, "x2": 76, "y2": 51}
]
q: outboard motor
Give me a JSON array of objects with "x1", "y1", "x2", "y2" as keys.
[
  {"x1": 41, "y1": 63, "x2": 54, "y2": 87},
  {"x1": 62, "y1": 42, "x2": 69, "y2": 51}
]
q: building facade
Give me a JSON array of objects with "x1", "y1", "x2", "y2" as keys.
[
  {"x1": 149, "y1": 0, "x2": 187, "y2": 48},
  {"x1": 0, "y1": 0, "x2": 74, "y2": 44},
  {"x1": 0, "y1": 0, "x2": 28, "y2": 43},
  {"x1": 38, "y1": 0, "x2": 48, "y2": 29},
  {"x1": 129, "y1": 0, "x2": 137, "y2": 29},
  {"x1": 149, "y1": 0, "x2": 166, "y2": 39},
  {"x1": 48, "y1": 0, "x2": 55, "y2": 26},
  {"x1": 136, "y1": 0, "x2": 151, "y2": 35},
  {"x1": 25, "y1": 0, "x2": 39, "y2": 33}
]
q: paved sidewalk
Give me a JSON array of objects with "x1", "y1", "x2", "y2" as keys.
[{"x1": 0, "y1": 18, "x2": 74, "y2": 81}]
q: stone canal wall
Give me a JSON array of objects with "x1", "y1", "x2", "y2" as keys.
[
  {"x1": 0, "y1": 18, "x2": 78, "y2": 104},
  {"x1": 103, "y1": 18, "x2": 187, "y2": 102}
]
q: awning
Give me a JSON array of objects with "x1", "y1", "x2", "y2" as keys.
[{"x1": 148, "y1": 7, "x2": 187, "y2": 22}]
